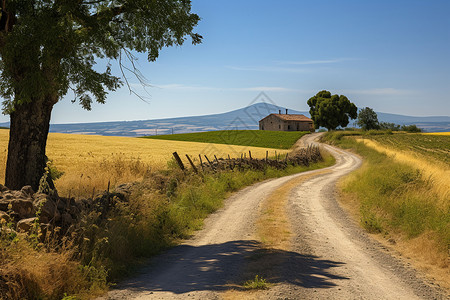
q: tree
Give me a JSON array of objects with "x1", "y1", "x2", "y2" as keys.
[
  {"x1": 0, "y1": 0, "x2": 202, "y2": 191},
  {"x1": 307, "y1": 90, "x2": 357, "y2": 131},
  {"x1": 357, "y1": 107, "x2": 380, "y2": 130}
]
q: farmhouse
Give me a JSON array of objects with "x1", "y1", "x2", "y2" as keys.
[{"x1": 259, "y1": 109, "x2": 314, "y2": 132}]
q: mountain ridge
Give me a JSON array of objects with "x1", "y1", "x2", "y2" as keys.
[{"x1": 0, "y1": 103, "x2": 448, "y2": 135}]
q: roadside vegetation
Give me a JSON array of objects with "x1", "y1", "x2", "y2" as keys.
[
  {"x1": 322, "y1": 130, "x2": 449, "y2": 285},
  {"x1": 0, "y1": 130, "x2": 286, "y2": 198},
  {"x1": 0, "y1": 131, "x2": 335, "y2": 299},
  {"x1": 142, "y1": 130, "x2": 308, "y2": 149}
]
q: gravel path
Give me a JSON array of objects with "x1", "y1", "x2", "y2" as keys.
[{"x1": 102, "y1": 133, "x2": 447, "y2": 300}]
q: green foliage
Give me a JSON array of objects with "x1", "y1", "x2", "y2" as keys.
[
  {"x1": 357, "y1": 107, "x2": 380, "y2": 130},
  {"x1": 142, "y1": 130, "x2": 309, "y2": 149},
  {"x1": 243, "y1": 275, "x2": 270, "y2": 290},
  {"x1": 379, "y1": 122, "x2": 401, "y2": 131},
  {"x1": 401, "y1": 124, "x2": 422, "y2": 133},
  {"x1": 307, "y1": 90, "x2": 358, "y2": 131},
  {"x1": 47, "y1": 159, "x2": 64, "y2": 181},
  {"x1": 0, "y1": 0, "x2": 202, "y2": 112}
]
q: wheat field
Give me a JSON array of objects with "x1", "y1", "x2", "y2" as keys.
[
  {"x1": 0, "y1": 130, "x2": 287, "y2": 197},
  {"x1": 356, "y1": 138, "x2": 450, "y2": 206},
  {"x1": 423, "y1": 132, "x2": 450, "y2": 136}
]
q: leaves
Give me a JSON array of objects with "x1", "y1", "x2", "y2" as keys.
[
  {"x1": 0, "y1": 0, "x2": 202, "y2": 112},
  {"x1": 307, "y1": 90, "x2": 357, "y2": 130}
]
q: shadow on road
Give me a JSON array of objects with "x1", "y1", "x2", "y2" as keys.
[{"x1": 116, "y1": 240, "x2": 348, "y2": 295}]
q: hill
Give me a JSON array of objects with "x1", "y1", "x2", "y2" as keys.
[{"x1": 0, "y1": 103, "x2": 448, "y2": 135}]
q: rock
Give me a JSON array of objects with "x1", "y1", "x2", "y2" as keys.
[
  {"x1": 10, "y1": 199, "x2": 35, "y2": 218},
  {"x1": 56, "y1": 197, "x2": 68, "y2": 211},
  {"x1": 0, "y1": 201, "x2": 9, "y2": 211},
  {"x1": 2, "y1": 193, "x2": 13, "y2": 200},
  {"x1": 0, "y1": 211, "x2": 9, "y2": 223},
  {"x1": 8, "y1": 212, "x2": 20, "y2": 222},
  {"x1": 16, "y1": 217, "x2": 37, "y2": 233},
  {"x1": 20, "y1": 185, "x2": 34, "y2": 197},
  {"x1": 0, "y1": 184, "x2": 8, "y2": 192},
  {"x1": 33, "y1": 193, "x2": 60, "y2": 223},
  {"x1": 61, "y1": 213, "x2": 73, "y2": 225},
  {"x1": 69, "y1": 204, "x2": 80, "y2": 216}
]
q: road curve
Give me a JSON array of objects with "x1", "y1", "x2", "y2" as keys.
[{"x1": 103, "y1": 133, "x2": 445, "y2": 300}]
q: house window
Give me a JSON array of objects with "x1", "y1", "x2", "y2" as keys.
[
  {"x1": 278, "y1": 125, "x2": 281, "y2": 129},
  {"x1": 287, "y1": 125, "x2": 291, "y2": 130}
]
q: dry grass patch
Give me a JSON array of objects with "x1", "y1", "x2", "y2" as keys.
[
  {"x1": 0, "y1": 130, "x2": 286, "y2": 197},
  {"x1": 357, "y1": 138, "x2": 450, "y2": 205}
]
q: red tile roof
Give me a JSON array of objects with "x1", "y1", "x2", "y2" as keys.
[{"x1": 260, "y1": 114, "x2": 312, "y2": 122}]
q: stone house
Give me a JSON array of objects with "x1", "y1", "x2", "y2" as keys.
[{"x1": 259, "y1": 109, "x2": 314, "y2": 132}]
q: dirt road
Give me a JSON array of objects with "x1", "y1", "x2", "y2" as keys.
[{"x1": 104, "y1": 133, "x2": 445, "y2": 299}]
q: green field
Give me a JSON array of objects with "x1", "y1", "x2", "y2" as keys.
[{"x1": 142, "y1": 130, "x2": 309, "y2": 149}]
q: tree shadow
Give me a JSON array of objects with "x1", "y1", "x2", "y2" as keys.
[{"x1": 116, "y1": 240, "x2": 348, "y2": 295}]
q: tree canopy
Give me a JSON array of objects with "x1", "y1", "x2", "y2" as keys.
[
  {"x1": 307, "y1": 90, "x2": 357, "y2": 131},
  {"x1": 0, "y1": 0, "x2": 202, "y2": 190},
  {"x1": 357, "y1": 107, "x2": 380, "y2": 130}
]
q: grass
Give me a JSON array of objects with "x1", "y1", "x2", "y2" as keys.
[
  {"x1": 0, "y1": 130, "x2": 329, "y2": 299},
  {"x1": 141, "y1": 130, "x2": 309, "y2": 149},
  {"x1": 0, "y1": 130, "x2": 287, "y2": 197},
  {"x1": 243, "y1": 275, "x2": 269, "y2": 290},
  {"x1": 369, "y1": 133, "x2": 450, "y2": 164},
  {"x1": 322, "y1": 131, "x2": 449, "y2": 287}
]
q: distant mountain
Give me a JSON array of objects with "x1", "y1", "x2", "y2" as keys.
[{"x1": 0, "y1": 103, "x2": 448, "y2": 135}]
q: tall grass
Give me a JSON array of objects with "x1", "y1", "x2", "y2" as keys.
[
  {"x1": 0, "y1": 149, "x2": 334, "y2": 299},
  {"x1": 86, "y1": 156, "x2": 336, "y2": 281},
  {"x1": 0, "y1": 130, "x2": 287, "y2": 198},
  {"x1": 323, "y1": 132, "x2": 449, "y2": 275}
]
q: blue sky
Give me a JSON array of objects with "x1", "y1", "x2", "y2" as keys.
[{"x1": 4, "y1": 0, "x2": 449, "y2": 124}]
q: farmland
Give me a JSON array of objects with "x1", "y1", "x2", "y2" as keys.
[
  {"x1": 369, "y1": 133, "x2": 450, "y2": 164},
  {"x1": 323, "y1": 131, "x2": 450, "y2": 287},
  {"x1": 142, "y1": 130, "x2": 308, "y2": 149},
  {"x1": 0, "y1": 130, "x2": 287, "y2": 197}
]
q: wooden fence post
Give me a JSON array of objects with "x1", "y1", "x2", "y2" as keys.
[
  {"x1": 204, "y1": 154, "x2": 214, "y2": 169},
  {"x1": 172, "y1": 152, "x2": 185, "y2": 171},
  {"x1": 185, "y1": 154, "x2": 198, "y2": 174}
]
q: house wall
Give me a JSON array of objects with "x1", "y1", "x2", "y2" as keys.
[
  {"x1": 259, "y1": 115, "x2": 314, "y2": 132},
  {"x1": 259, "y1": 115, "x2": 284, "y2": 131}
]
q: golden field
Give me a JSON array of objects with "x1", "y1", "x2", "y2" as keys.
[
  {"x1": 0, "y1": 130, "x2": 287, "y2": 197},
  {"x1": 356, "y1": 138, "x2": 449, "y2": 206},
  {"x1": 423, "y1": 132, "x2": 450, "y2": 136}
]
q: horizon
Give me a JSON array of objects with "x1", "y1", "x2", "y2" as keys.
[
  {"x1": 1, "y1": 0, "x2": 449, "y2": 124},
  {"x1": 1, "y1": 101, "x2": 449, "y2": 126}
]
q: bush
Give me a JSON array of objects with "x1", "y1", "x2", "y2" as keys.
[{"x1": 401, "y1": 124, "x2": 422, "y2": 133}]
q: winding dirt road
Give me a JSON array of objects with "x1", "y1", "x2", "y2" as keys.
[{"x1": 103, "y1": 134, "x2": 446, "y2": 300}]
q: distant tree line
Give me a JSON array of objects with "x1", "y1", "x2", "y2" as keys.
[
  {"x1": 357, "y1": 107, "x2": 422, "y2": 132},
  {"x1": 306, "y1": 91, "x2": 422, "y2": 133}
]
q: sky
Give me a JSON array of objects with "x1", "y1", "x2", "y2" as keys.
[{"x1": 3, "y1": 0, "x2": 449, "y2": 124}]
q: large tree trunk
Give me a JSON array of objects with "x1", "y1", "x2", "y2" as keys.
[{"x1": 5, "y1": 95, "x2": 56, "y2": 191}]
